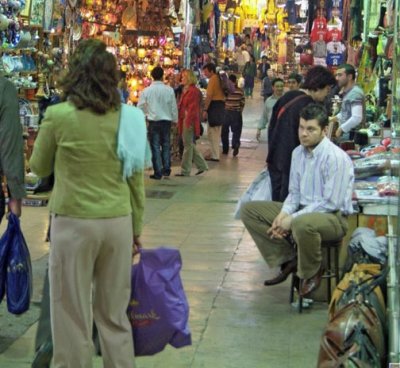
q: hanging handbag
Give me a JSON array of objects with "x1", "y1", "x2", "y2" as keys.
[
  {"x1": 329, "y1": 263, "x2": 386, "y2": 324},
  {"x1": 318, "y1": 299, "x2": 386, "y2": 368}
]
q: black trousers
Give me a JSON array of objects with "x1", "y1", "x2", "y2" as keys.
[
  {"x1": 268, "y1": 164, "x2": 290, "y2": 203},
  {"x1": 221, "y1": 110, "x2": 243, "y2": 152}
]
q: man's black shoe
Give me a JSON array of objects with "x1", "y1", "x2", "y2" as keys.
[
  {"x1": 264, "y1": 259, "x2": 297, "y2": 286},
  {"x1": 149, "y1": 175, "x2": 162, "y2": 180}
]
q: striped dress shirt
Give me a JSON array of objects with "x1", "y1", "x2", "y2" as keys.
[{"x1": 282, "y1": 137, "x2": 354, "y2": 217}]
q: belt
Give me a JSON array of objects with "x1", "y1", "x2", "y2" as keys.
[
  {"x1": 298, "y1": 205, "x2": 348, "y2": 218},
  {"x1": 148, "y1": 120, "x2": 171, "y2": 123}
]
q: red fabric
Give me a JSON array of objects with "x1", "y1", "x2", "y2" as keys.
[
  {"x1": 327, "y1": 28, "x2": 342, "y2": 42},
  {"x1": 178, "y1": 85, "x2": 202, "y2": 137},
  {"x1": 310, "y1": 16, "x2": 328, "y2": 43}
]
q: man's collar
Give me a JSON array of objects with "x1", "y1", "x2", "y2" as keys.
[
  {"x1": 343, "y1": 83, "x2": 356, "y2": 95},
  {"x1": 302, "y1": 136, "x2": 329, "y2": 156}
]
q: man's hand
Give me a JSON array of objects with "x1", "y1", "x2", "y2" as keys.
[
  {"x1": 267, "y1": 211, "x2": 290, "y2": 239},
  {"x1": 280, "y1": 215, "x2": 293, "y2": 233},
  {"x1": 329, "y1": 116, "x2": 337, "y2": 124},
  {"x1": 256, "y1": 129, "x2": 261, "y2": 142},
  {"x1": 202, "y1": 111, "x2": 208, "y2": 121},
  {"x1": 335, "y1": 127, "x2": 343, "y2": 138},
  {"x1": 8, "y1": 198, "x2": 22, "y2": 217}
]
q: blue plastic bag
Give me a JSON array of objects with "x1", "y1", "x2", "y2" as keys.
[
  {"x1": 5, "y1": 213, "x2": 32, "y2": 315},
  {"x1": 0, "y1": 214, "x2": 14, "y2": 302},
  {"x1": 127, "y1": 247, "x2": 191, "y2": 356}
]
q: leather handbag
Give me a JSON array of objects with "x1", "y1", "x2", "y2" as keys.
[
  {"x1": 318, "y1": 300, "x2": 385, "y2": 368},
  {"x1": 329, "y1": 264, "x2": 386, "y2": 323}
]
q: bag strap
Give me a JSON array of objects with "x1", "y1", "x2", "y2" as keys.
[{"x1": 277, "y1": 94, "x2": 310, "y2": 120}]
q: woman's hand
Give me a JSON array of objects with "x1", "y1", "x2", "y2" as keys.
[
  {"x1": 8, "y1": 198, "x2": 22, "y2": 217},
  {"x1": 132, "y1": 235, "x2": 142, "y2": 256}
]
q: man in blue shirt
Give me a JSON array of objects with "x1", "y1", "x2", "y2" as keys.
[{"x1": 241, "y1": 104, "x2": 354, "y2": 296}]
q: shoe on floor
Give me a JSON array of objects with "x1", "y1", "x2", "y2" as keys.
[
  {"x1": 175, "y1": 173, "x2": 189, "y2": 177},
  {"x1": 233, "y1": 147, "x2": 239, "y2": 157},
  {"x1": 195, "y1": 170, "x2": 207, "y2": 175},
  {"x1": 299, "y1": 265, "x2": 324, "y2": 297},
  {"x1": 149, "y1": 175, "x2": 162, "y2": 180},
  {"x1": 205, "y1": 158, "x2": 220, "y2": 162},
  {"x1": 32, "y1": 342, "x2": 53, "y2": 368},
  {"x1": 264, "y1": 258, "x2": 297, "y2": 286}
]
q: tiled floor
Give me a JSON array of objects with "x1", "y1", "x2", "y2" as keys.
[{"x1": 0, "y1": 86, "x2": 328, "y2": 367}]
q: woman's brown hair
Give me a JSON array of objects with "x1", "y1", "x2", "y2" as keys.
[{"x1": 59, "y1": 39, "x2": 120, "y2": 114}]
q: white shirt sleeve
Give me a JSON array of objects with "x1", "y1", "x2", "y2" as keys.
[{"x1": 340, "y1": 104, "x2": 363, "y2": 133}]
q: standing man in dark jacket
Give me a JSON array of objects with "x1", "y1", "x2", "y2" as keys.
[
  {"x1": 0, "y1": 77, "x2": 26, "y2": 220},
  {"x1": 267, "y1": 66, "x2": 336, "y2": 202}
]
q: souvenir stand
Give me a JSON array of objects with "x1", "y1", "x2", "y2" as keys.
[
  {"x1": 72, "y1": 0, "x2": 184, "y2": 103},
  {"x1": 214, "y1": 0, "x2": 347, "y2": 80},
  {"x1": 314, "y1": 0, "x2": 399, "y2": 364}
]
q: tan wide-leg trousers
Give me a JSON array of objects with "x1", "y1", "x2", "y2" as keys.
[
  {"x1": 181, "y1": 125, "x2": 208, "y2": 176},
  {"x1": 207, "y1": 124, "x2": 222, "y2": 160},
  {"x1": 241, "y1": 201, "x2": 348, "y2": 279},
  {"x1": 49, "y1": 214, "x2": 135, "y2": 368}
]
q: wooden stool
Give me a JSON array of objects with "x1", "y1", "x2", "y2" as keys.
[{"x1": 289, "y1": 239, "x2": 342, "y2": 313}]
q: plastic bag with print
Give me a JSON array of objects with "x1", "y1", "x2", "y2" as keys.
[{"x1": 127, "y1": 247, "x2": 191, "y2": 356}]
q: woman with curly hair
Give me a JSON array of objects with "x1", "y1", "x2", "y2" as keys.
[
  {"x1": 175, "y1": 69, "x2": 208, "y2": 176},
  {"x1": 30, "y1": 39, "x2": 146, "y2": 367}
]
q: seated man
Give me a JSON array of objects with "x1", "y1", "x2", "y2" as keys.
[{"x1": 241, "y1": 104, "x2": 354, "y2": 296}]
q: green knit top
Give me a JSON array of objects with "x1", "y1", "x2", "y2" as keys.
[{"x1": 29, "y1": 101, "x2": 145, "y2": 236}]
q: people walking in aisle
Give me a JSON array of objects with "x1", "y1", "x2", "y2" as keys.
[
  {"x1": 221, "y1": 74, "x2": 246, "y2": 157},
  {"x1": 242, "y1": 104, "x2": 353, "y2": 295},
  {"x1": 261, "y1": 69, "x2": 275, "y2": 101},
  {"x1": 243, "y1": 54, "x2": 257, "y2": 98},
  {"x1": 175, "y1": 69, "x2": 208, "y2": 176},
  {"x1": 0, "y1": 76, "x2": 26, "y2": 221},
  {"x1": 241, "y1": 44, "x2": 251, "y2": 65},
  {"x1": 256, "y1": 78, "x2": 285, "y2": 142},
  {"x1": 234, "y1": 47, "x2": 246, "y2": 73},
  {"x1": 117, "y1": 71, "x2": 129, "y2": 103},
  {"x1": 138, "y1": 66, "x2": 178, "y2": 179},
  {"x1": 286, "y1": 72, "x2": 303, "y2": 91},
  {"x1": 267, "y1": 66, "x2": 336, "y2": 202},
  {"x1": 202, "y1": 62, "x2": 226, "y2": 162},
  {"x1": 257, "y1": 55, "x2": 271, "y2": 81},
  {"x1": 30, "y1": 39, "x2": 146, "y2": 368},
  {"x1": 329, "y1": 64, "x2": 365, "y2": 142}
]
